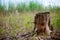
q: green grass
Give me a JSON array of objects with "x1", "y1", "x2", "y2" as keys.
[{"x1": 0, "y1": 1, "x2": 60, "y2": 39}]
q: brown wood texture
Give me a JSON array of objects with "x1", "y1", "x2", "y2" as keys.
[{"x1": 34, "y1": 12, "x2": 53, "y2": 35}]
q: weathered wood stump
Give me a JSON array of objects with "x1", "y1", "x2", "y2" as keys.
[{"x1": 34, "y1": 12, "x2": 53, "y2": 36}]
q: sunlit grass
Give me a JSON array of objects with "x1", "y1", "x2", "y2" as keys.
[{"x1": 0, "y1": 1, "x2": 60, "y2": 40}]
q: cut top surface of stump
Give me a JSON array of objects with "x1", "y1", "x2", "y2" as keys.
[{"x1": 35, "y1": 12, "x2": 50, "y2": 23}]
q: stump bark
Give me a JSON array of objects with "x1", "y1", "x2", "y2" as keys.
[{"x1": 34, "y1": 12, "x2": 53, "y2": 36}]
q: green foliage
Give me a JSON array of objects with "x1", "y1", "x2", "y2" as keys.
[
  {"x1": 8, "y1": 2, "x2": 15, "y2": 13},
  {"x1": 56, "y1": 19, "x2": 60, "y2": 29},
  {"x1": 22, "y1": 14, "x2": 32, "y2": 29},
  {"x1": 48, "y1": 5, "x2": 60, "y2": 12},
  {"x1": 0, "y1": 4, "x2": 5, "y2": 12},
  {"x1": 29, "y1": 1, "x2": 44, "y2": 11},
  {"x1": 55, "y1": 14, "x2": 60, "y2": 29},
  {"x1": 0, "y1": 1, "x2": 45, "y2": 12},
  {"x1": 16, "y1": 3, "x2": 28, "y2": 12}
]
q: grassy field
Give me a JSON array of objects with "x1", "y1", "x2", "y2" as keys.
[{"x1": 0, "y1": 1, "x2": 60, "y2": 40}]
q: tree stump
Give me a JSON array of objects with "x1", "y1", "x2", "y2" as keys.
[{"x1": 34, "y1": 12, "x2": 53, "y2": 36}]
